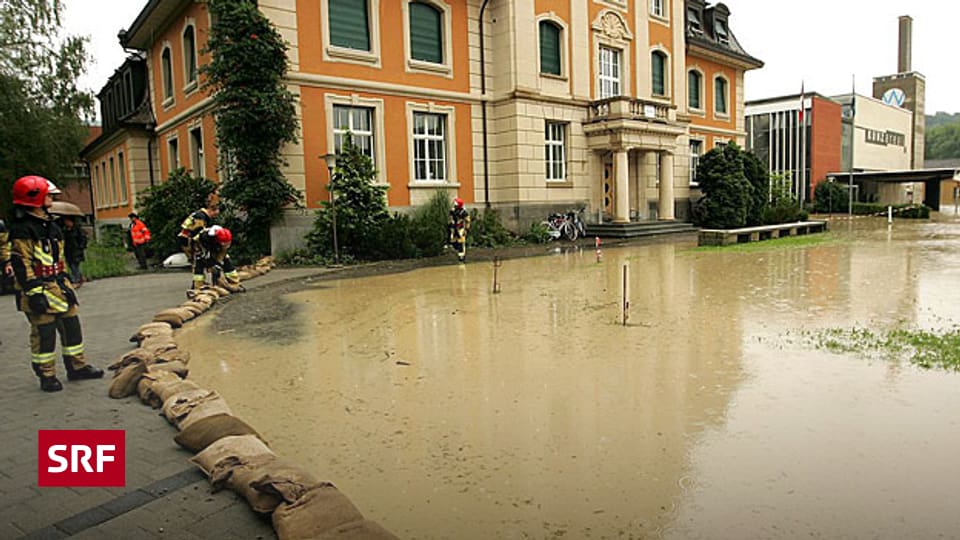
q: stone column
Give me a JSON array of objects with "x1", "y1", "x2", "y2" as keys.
[
  {"x1": 614, "y1": 148, "x2": 630, "y2": 223},
  {"x1": 658, "y1": 151, "x2": 675, "y2": 220}
]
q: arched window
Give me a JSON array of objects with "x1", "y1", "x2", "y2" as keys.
[
  {"x1": 715, "y1": 76, "x2": 729, "y2": 115},
  {"x1": 651, "y1": 51, "x2": 667, "y2": 96},
  {"x1": 183, "y1": 25, "x2": 197, "y2": 85},
  {"x1": 688, "y1": 70, "x2": 702, "y2": 109},
  {"x1": 539, "y1": 21, "x2": 562, "y2": 76},
  {"x1": 409, "y1": 1, "x2": 443, "y2": 63},
  {"x1": 161, "y1": 47, "x2": 173, "y2": 100}
]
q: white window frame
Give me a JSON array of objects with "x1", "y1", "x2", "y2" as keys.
[
  {"x1": 545, "y1": 121, "x2": 567, "y2": 182},
  {"x1": 94, "y1": 163, "x2": 103, "y2": 209},
  {"x1": 591, "y1": 10, "x2": 632, "y2": 100},
  {"x1": 536, "y1": 15, "x2": 569, "y2": 80},
  {"x1": 401, "y1": 0, "x2": 453, "y2": 77},
  {"x1": 687, "y1": 68, "x2": 704, "y2": 113},
  {"x1": 118, "y1": 151, "x2": 128, "y2": 205},
  {"x1": 181, "y1": 20, "x2": 199, "y2": 94},
  {"x1": 650, "y1": 0, "x2": 666, "y2": 20},
  {"x1": 109, "y1": 156, "x2": 117, "y2": 206},
  {"x1": 598, "y1": 46, "x2": 621, "y2": 99},
  {"x1": 160, "y1": 43, "x2": 174, "y2": 108},
  {"x1": 689, "y1": 139, "x2": 703, "y2": 186},
  {"x1": 714, "y1": 74, "x2": 730, "y2": 117},
  {"x1": 406, "y1": 101, "x2": 458, "y2": 187},
  {"x1": 167, "y1": 136, "x2": 180, "y2": 172},
  {"x1": 412, "y1": 112, "x2": 446, "y2": 182},
  {"x1": 325, "y1": 94, "x2": 387, "y2": 185},
  {"x1": 321, "y1": 0, "x2": 382, "y2": 67},
  {"x1": 189, "y1": 125, "x2": 205, "y2": 177},
  {"x1": 332, "y1": 105, "x2": 376, "y2": 164}
]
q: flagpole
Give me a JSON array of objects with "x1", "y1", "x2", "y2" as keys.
[{"x1": 800, "y1": 81, "x2": 806, "y2": 206}]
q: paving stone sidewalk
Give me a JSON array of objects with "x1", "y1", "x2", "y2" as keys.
[{"x1": 0, "y1": 267, "x2": 324, "y2": 539}]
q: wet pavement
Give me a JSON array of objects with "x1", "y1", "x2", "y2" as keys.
[{"x1": 179, "y1": 216, "x2": 960, "y2": 540}]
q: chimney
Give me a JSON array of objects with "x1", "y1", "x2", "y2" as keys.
[{"x1": 898, "y1": 15, "x2": 912, "y2": 73}]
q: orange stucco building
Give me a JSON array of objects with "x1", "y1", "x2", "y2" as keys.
[{"x1": 82, "y1": 0, "x2": 761, "y2": 252}]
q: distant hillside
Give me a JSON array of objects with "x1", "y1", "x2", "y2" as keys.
[{"x1": 926, "y1": 112, "x2": 960, "y2": 160}]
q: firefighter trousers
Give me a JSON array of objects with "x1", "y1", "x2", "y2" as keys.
[{"x1": 25, "y1": 305, "x2": 90, "y2": 377}]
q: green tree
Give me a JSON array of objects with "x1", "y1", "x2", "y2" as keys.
[
  {"x1": 135, "y1": 168, "x2": 218, "y2": 260},
  {"x1": 307, "y1": 133, "x2": 388, "y2": 260},
  {"x1": 203, "y1": 0, "x2": 301, "y2": 261},
  {"x1": 0, "y1": 0, "x2": 93, "y2": 218},
  {"x1": 693, "y1": 144, "x2": 753, "y2": 229},
  {"x1": 925, "y1": 121, "x2": 960, "y2": 160},
  {"x1": 813, "y1": 181, "x2": 849, "y2": 213},
  {"x1": 742, "y1": 150, "x2": 769, "y2": 226}
]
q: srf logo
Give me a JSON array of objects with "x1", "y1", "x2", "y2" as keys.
[{"x1": 38, "y1": 430, "x2": 125, "y2": 487}]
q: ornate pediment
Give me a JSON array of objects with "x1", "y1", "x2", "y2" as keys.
[{"x1": 592, "y1": 10, "x2": 633, "y2": 42}]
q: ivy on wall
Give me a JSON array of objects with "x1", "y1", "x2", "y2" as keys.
[{"x1": 203, "y1": 0, "x2": 301, "y2": 260}]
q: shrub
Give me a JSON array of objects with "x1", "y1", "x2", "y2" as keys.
[
  {"x1": 525, "y1": 221, "x2": 553, "y2": 244},
  {"x1": 761, "y1": 174, "x2": 807, "y2": 225},
  {"x1": 136, "y1": 169, "x2": 218, "y2": 261},
  {"x1": 468, "y1": 208, "x2": 517, "y2": 248},
  {"x1": 813, "y1": 181, "x2": 850, "y2": 213},
  {"x1": 407, "y1": 190, "x2": 451, "y2": 258},
  {"x1": 694, "y1": 144, "x2": 754, "y2": 229}
]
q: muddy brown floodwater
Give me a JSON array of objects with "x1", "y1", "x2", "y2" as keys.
[{"x1": 178, "y1": 217, "x2": 960, "y2": 540}]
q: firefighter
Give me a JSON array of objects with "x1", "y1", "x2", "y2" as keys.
[
  {"x1": 178, "y1": 193, "x2": 221, "y2": 290},
  {"x1": 8, "y1": 175, "x2": 103, "y2": 392},
  {"x1": 196, "y1": 225, "x2": 242, "y2": 291},
  {"x1": 128, "y1": 212, "x2": 151, "y2": 270},
  {"x1": 1, "y1": 217, "x2": 10, "y2": 277},
  {"x1": 448, "y1": 197, "x2": 470, "y2": 262}
]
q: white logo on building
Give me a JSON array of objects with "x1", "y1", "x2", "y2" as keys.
[{"x1": 882, "y1": 88, "x2": 906, "y2": 107}]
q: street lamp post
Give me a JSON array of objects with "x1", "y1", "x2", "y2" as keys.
[{"x1": 322, "y1": 153, "x2": 339, "y2": 265}]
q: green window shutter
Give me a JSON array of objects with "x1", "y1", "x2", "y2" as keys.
[
  {"x1": 652, "y1": 52, "x2": 665, "y2": 95},
  {"x1": 715, "y1": 78, "x2": 727, "y2": 113},
  {"x1": 688, "y1": 71, "x2": 700, "y2": 109},
  {"x1": 410, "y1": 2, "x2": 442, "y2": 63},
  {"x1": 539, "y1": 22, "x2": 561, "y2": 76},
  {"x1": 329, "y1": 0, "x2": 370, "y2": 51}
]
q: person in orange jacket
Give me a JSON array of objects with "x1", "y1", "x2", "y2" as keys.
[{"x1": 128, "y1": 212, "x2": 152, "y2": 270}]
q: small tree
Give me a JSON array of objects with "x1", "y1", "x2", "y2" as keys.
[
  {"x1": 307, "y1": 134, "x2": 388, "y2": 259},
  {"x1": 760, "y1": 173, "x2": 807, "y2": 225},
  {"x1": 742, "y1": 150, "x2": 769, "y2": 226},
  {"x1": 693, "y1": 144, "x2": 753, "y2": 229},
  {"x1": 203, "y1": 0, "x2": 301, "y2": 260},
  {"x1": 813, "y1": 181, "x2": 849, "y2": 213},
  {"x1": 136, "y1": 168, "x2": 218, "y2": 260}
]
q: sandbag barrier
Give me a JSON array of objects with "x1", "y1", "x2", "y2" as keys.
[{"x1": 107, "y1": 258, "x2": 401, "y2": 540}]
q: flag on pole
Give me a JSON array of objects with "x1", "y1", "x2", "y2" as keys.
[{"x1": 798, "y1": 81, "x2": 805, "y2": 123}]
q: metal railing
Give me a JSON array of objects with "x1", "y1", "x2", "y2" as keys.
[{"x1": 587, "y1": 96, "x2": 673, "y2": 123}]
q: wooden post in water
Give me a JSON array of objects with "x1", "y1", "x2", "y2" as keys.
[
  {"x1": 622, "y1": 264, "x2": 629, "y2": 326},
  {"x1": 595, "y1": 236, "x2": 602, "y2": 263},
  {"x1": 492, "y1": 256, "x2": 502, "y2": 294}
]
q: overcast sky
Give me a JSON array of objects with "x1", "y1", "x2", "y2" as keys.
[{"x1": 63, "y1": 0, "x2": 959, "y2": 116}]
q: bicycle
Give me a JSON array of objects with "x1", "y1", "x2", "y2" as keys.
[{"x1": 540, "y1": 208, "x2": 586, "y2": 241}]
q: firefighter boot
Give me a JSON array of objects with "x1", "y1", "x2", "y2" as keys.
[
  {"x1": 64, "y1": 355, "x2": 104, "y2": 381},
  {"x1": 33, "y1": 363, "x2": 63, "y2": 392}
]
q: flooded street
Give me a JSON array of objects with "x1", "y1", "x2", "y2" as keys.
[{"x1": 179, "y1": 217, "x2": 960, "y2": 539}]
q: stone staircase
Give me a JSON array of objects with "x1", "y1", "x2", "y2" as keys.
[{"x1": 583, "y1": 220, "x2": 698, "y2": 239}]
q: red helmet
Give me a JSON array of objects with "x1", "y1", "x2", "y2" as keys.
[
  {"x1": 12, "y1": 175, "x2": 50, "y2": 207},
  {"x1": 454, "y1": 197, "x2": 464, "y2": 208},
  {"x1": 209, "y1": 225, "x2": 232, "y2": 245}
]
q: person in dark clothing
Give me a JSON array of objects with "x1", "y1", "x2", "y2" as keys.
[{"x1": 60, "y1": 216, "x2": 87, "y2": 286}]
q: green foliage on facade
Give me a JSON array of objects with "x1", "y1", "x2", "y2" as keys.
[
  {"x1": 136, "y1": 168, "x2": 218, "y2": 260},
  {"x1": 0, "y1": 0, "x2": 93, "y2": 219},
  {"x1": 203, "y1": 0, "x2": 301, "y2": 260}
]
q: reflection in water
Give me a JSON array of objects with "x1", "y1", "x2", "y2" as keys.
[{"x1": 179, "y1": 218, "x2": 960, "y2": 539}]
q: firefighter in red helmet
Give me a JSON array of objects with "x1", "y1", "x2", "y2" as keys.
[
  {"x1": 447, "y1": 197, "x2": 470, "y2": 262},
  {"x1": 195, "y1": 225, "x2": 243, "y2": 292},
  {"x1": 8, "y1": 175, "x2": 103, "y2": 392}
]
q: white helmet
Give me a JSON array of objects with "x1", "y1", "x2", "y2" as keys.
[{"x1": 46, "y1": 179, "x2": 62, "y2": 195}]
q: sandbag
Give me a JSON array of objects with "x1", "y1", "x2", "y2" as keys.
[
  {"x1": 249, "y1": 460, "x2": 321, "y2": 505},
  {"x1": 179, "y1": 302, "x2": 205, "y2": 316},
  {"x1": 146, "y1": 360, "x2": 189, "y2": 378},
  {"x1": 190, "y1": 434, "x2": 274, "y2": 476},
  {"x1": 153, "y1": 310, "x2": 185, "y2": 328},
  {"x1": 174, "y1": 413, "x2": 262, "y2": 452},
  {"x1": 154, "y1": 347, "x2": 191, "y2": 365},
  {"x1": 139, "y1": 370, "x2": 184, "y2": 403},
  {"x1": 162, "y1": 390, "x2": 232, "y2": 430},
  {"x1": 271, "y1": 485, "x2": 366, "y2": 540},
  {"x1": 154, "y1": 378, "x2": 202, "y2": 404},
  {"x1": 212, "y1": 286, "x2": 231, "y2": 297},
  {"x1": 210, "y1": 455, "x2": 285, "y2": 513},
  {"x1": 141, "y1": 337, "x2": 179, "y2": 356},
  {"x1": 108, "y1": 347, "x2": 155, "y2": 371},
  {"x1": 129, "y1": 322, "x2": 174, "y2": 344},
  {"x1": 107, "y1": 361, "x2": 147, "y2": 399}
]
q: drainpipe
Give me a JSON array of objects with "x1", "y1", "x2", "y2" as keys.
[{"x1": 479, "y1": 0, "x2": 491, "y2": 209}]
